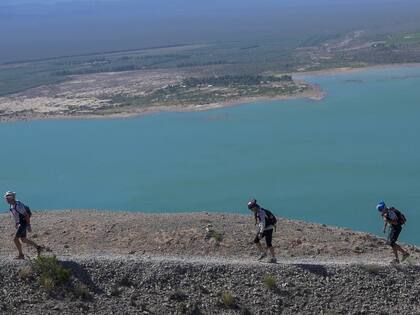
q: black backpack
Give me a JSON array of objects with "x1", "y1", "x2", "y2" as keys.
[
  {"x1": 24, "y1": 204, "x2": 32, "y2": 218},
  {"x1": 263, "y1": 208, "x2": 277, "y2": 226},
  {"x1": 388, "y1": 207, "x2": 406, "y2": 225}
]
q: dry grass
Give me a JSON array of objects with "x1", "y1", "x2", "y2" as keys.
[
  {"x1": 221, "y1": 291, "x2": 236, "y2": 308},
  {"x1": 18, "y1": 265, "x2": 34, "y2": 280},
  {"x1": 263, "y1": 275, "x2": 277, "y2": 290}
]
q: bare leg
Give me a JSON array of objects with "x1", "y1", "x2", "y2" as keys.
[
  {"x1": 256, "y1": 242, "x2": 266, "y2": 254},
  {"x1": 14, "y1": 237, "x2": 24, "y2": 257},
  {"x1": 20, "y1": 237, "x2": 39, "y2": 249},
  {"x1": 394, "y1": 244, "x2": 407, "y2": 254},
  {"x1": 391, "y1": 245, "x2": 400, "y2": 261},
  {"x1": 268, "y1": 246, "x2": 276, "y2": 258}
]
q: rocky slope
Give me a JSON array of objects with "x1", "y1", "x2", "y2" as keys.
[
  {"x1": 0, "y1": 211, "x2": 419, "y2": 314},
  {"x1": 1, "y1": 255, "x2": 419, "y2": 315}
]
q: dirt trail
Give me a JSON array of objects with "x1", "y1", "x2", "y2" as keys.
[
  {"x1": 1, "y1": 211, "x2": 419, "y2": 264},
  {"x1": 1, "y1": 250, "x2": 419, "y2": 268}
]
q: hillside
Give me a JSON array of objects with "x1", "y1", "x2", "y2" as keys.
[{"x1": 0, "y1": 211, "x2": 419, "y2": 314}]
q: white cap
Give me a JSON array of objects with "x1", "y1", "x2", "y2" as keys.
[{"x1": 4, "y1": 191, "x2": 16, "y2": 198}]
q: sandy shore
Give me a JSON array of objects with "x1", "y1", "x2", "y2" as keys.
[
  {"x1": 0, "y1": 84, "x2": 324, "y2": 124},
  {"x1": 2, "y1": 62, "x2": 420, "y2": 123},
  {"x1": 292, "y1": 62, "x2": 420, "y2": 78}
]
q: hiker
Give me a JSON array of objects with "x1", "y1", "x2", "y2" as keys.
[
  {"x1": 4, "y1": 191, "x2": 43, "y2": 260},
  {"x1": 248, "y1": 199, "x2": 277, "y2": 263},
  {"x1": 377, "y1": 201, "x2": 410, "y2": 264}
]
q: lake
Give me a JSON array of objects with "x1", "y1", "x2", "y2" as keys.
[{"x1": 1, "y1": 65, "x2": 419, "y2": 244}]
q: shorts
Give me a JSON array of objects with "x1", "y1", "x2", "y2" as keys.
[
  {"x1": 15, "y1": 224, "x2": 27, "y2": 238},
  {"x1": 388, "y1": 225, "x2": 402, "y2": 246},
  {"x1": 254, "y1": 229, "x2": 274, "y2": 248}
]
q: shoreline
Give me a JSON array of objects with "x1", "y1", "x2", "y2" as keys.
[
  {"x1": 0, "y1": 84, "x2": 324, "y2": 124},
  {"x1": 2, "y1": 62, "x2": 420, "y2": 124},
  {"x1": 292, "y1": 62, "x2": 420, "y2": 78}
]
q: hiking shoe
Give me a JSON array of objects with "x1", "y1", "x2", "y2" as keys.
[
  {"x1": 269, "y1": 257, "x2": 277, "y2": 264},
  {"x1": 14, "y1": 254, "x2": 25, "y2": 260},
  {"x1": 401, "y1": 252, "x2": 410, "y2": 262},
  {"x1": 36, "y1": 246, "x2": 43, "y2": 256},
  {"x1": 257, "y1": 252, "x2": 267, "y2": 261}
]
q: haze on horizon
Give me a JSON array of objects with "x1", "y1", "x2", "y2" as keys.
[{"x1": 1, "y1": 0, "x2": 420, "y2": 63}]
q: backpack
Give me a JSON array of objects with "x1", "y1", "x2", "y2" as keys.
[
  {"x1": 388, "y1": 207, "x2": 406, "y2": 225},
  {"x1": 15, "y1": 201, "x2": 32, "y2": 218},
  {"x1": 263, "y1": 208, "x2": 277, "y2": 226},
  {"x1": 24, "y1": 204, "x2": 32, "y2": 218}
]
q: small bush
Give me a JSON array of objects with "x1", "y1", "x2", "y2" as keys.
[
  {"x1": 118, "y1": 275, "x2": 132, "y2": 287},
  {"x1": 263, "y1": 275, "x2": 277, "y2": 290},
  {"x1": 73, "y1": 283, "x2": 92, "y2": 301},
  {"x1": 39, "y1": 275, "x2": 55, "y2": 292},
  {"x1": 18, "y1": 265, "x2": 34, "y2": 280},
  {"x1": 32, "y1": 255, "x2": 71, "y2": 290},
  {"x1": 109, "y1": 285, "x2": 121, "y2": 297},
  {"x1": 209, "y1": 230, "x2": 223, "y2": 242},
  {"x1": 362, "y1": 264, "x2": 382, "y2": 275},
  {"x1": 170, "y1": 289, "x2": 188, "y2": 301},
  {"x1": 188, "y1": 304, "x2": 203, "y2": 315},
  {"x1": 240, "y1": 307, "x2": 253, "y2": 315},
  {"x1": 221, "y1": 291, "x2": 235, "y2": 308}
]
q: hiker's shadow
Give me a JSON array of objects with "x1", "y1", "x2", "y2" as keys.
[
  {"x1": 295, "y1": 263, "x2": 330, "y2": 278},
  {"x1": 61, "y1": 260, "x2": 103, "y2": 294}
]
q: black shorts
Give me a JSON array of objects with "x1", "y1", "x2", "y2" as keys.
[
  {"x1": 15, "y1": 224, "x2": 27, "y2": 238},
  {"x1": 388, "y1": 225, "x2": 402, "y2": 246},
  {"x1": 254, "y1": 229, "x2": 274, "y2": 247}
]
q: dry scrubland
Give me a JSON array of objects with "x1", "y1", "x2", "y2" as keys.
[
  {"x1": 0, "y1": 67, "x2": 319, "y2": 122},
  {"x1": 0, "y1": 211, "x2": 419, "y2": 314}
]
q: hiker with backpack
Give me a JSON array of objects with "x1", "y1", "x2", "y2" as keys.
[
  {"x1": 248, "y1": 199, "x2": 277, "y2": 263},
  {"x1": 376, "y1": 201, "x2": 410, "y2": 264},
  {"x1": 4, "y1": 191, "x2": 43, "y2": 260}
]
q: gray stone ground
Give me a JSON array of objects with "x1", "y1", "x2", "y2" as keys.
[
  {"x1": 0, "y1": 255, "x2": 419, "y2": 315},
  {"x1": 1, "y1": 211, "x2": 419, "y2": 314}
]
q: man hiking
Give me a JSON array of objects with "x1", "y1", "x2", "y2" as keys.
[
  {"x1": 4, "y1": 191, "x2": 43, "y2": 260},
  {"x1": 377, "y1": 201, "x2": 410, "y2": 264},
  {"x1": 248, "y1": 199, "x2": 277, "y2": 263}
]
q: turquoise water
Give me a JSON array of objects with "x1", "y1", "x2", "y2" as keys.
[{"x1": 1, "y1": 66, "x2": 420, "y2": 244}]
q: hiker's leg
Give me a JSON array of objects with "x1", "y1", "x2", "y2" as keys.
[
  {"x1": 14, "y1": 237, "x2": 24, "y2": 256},
  {"x1": 254, "y1": 234, "x2": 266, "y2": 253},
  {"x1": 393, "y1": 244, "x2": 407, "y2": 255},
  {"x1": 14, "y1": 225, "x2": 27, "y2": 256},
  {"x1": 389, "y1": 226, "x2": 402, "y2": 260},
  {"x1": 391, "y1": 245, "x2": 399, "y2": 261},
  {"x1": 256, "y1": 242, "x2": 265, "y2": 252},
  {"x1": 265, "y1": 230, "x2": 275, "y2": 258},
  {"x1": 20, "y1": 237, "x2": 39, "y2": 248}
]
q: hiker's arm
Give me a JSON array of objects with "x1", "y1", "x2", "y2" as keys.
[
  {"x1": 25, "y1": 213, "x2": 31, "y2": 232},
  {"x1": 382, "y1": 220, "x2": 387, "y2": 233},
  {"x1": 384, "y1": 214, "x2": 398, "y2": 226},
  {"x1": 258, "y1": 212, "x2": 265, "y2": 233}
]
